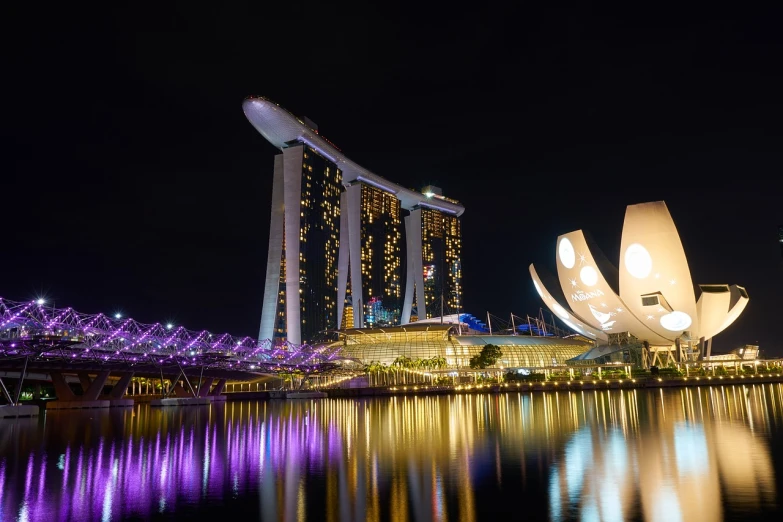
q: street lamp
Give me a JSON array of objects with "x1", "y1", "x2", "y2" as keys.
[
  {"x1": 166, "y1": 323, "x2": 173, "y2": 330},
  {"x1": 115, "y1": 313, "x2": 122, "y2": 319}
]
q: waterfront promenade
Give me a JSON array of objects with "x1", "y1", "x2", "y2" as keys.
[{"x1": 223, "y1": 372, "x2": 783, "y2": 400}]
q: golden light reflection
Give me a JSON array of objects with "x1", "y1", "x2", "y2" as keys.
[
  {"x1": 0, "y1": 384, "x2": 780, "y2": 520},
  {"x1": 549, "y1": 386, "x2": 778, "y2": 521}
]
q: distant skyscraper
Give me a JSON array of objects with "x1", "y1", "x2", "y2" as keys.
[{"x1": 244, "y1": 96, "x2": 464, "y2": 344}]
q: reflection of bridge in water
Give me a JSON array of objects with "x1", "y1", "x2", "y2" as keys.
[{"x1": 0, "y1": 298, "x2": 345, "y2": 404}]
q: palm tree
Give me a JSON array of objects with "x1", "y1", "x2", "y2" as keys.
[
  {"x1": 421, "y1": 358, "x2": 432, "y2": 384},
  {"x1": 369, "y1": 361, "x2": 382, "y2": 386},
  {"x1": 392, "y1": 356, "x2": 408, "y2": 384},
  {"x1": 363, "y1": 363, "x2": 373, "y2": 385}
]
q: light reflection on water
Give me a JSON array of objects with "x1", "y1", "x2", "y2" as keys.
[{"x1": 0, "y1": 384, "x2": 781, "y2": 521}]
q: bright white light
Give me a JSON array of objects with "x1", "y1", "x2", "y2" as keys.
[
  {"x1": 624, "y1": 243, "x2": 652, "y2": 279},
  {"x1": 562, "y1": 319, "x2": 583, "y2": 333},
  {"x1": 424, "y1": 192, "x2": 434, "y2": 198},
  {"x1": 250, "y1": 365, "x2": 257, "y2": 370},
  {"x1": 580, "y1": 266, "x2": 598, "y2": 286},
  {"x1": 166, "y1": 323, "x2": 173, "y2": 330},
  {"x1": 558, "y1": 238, "x2": 576, "y2": 269},
  {"x1": 552, "y1": 302, "x2": 570, "y2": 320},
  {"x1": 660, "y1": 311, "x2": 692, "y2": 332},
  {"x1": 533, "y1": 280, "x2": 544, "y2": 298},
  {"x1": 114, "y1": 313, "x2": 122, "y2": 319},
  {"x1": 36, "y1": 299, "x2": 45, "y2": 305},
  {"x1": 189, "y1": 351, "x2": 195, "y2": 356}
]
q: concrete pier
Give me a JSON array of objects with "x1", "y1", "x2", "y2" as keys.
[
  {"x1": 286, "y1": 391, "x2": 327, "y2": 399},
  {"x1": 46, "y1": 400, "x2": 110, "y2": 410},
  {"x1": 150, "y1": 397, "x2": 212, "y2": 407},
  {"x1": 108, "y1": 399, "x2": 134, "y2": 408},
  {"x1": 225, "y1": 390, "x2": 324, "y2": 400},
  {"x1": 0, "y1": 405, "x2": 39, "y2": 418},
  {"x1": 323, "y1": 373, "x2": 783, "y2": 398}
]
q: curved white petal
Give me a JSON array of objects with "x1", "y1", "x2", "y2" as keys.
[
  {"x1": 554, "y1": 230, "x2": 673, "y2": 344},
  {"x1": 713, "y1": 285, "x2": 749, "y2": 338},
  {"x1": 619, "y1": 201, "x2": 699, "y2": 337},
  {"x1": 529, "y1": 264, "x2": 607, "y2": 341}
]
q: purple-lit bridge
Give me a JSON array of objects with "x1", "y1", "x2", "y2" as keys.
[{"x1": 0, "y1": 298, "x2": 346, "y2": 405}]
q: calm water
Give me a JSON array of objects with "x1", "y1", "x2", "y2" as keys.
[{"x1": 1, "y1": 385, "x2": 782, "y2": 521}]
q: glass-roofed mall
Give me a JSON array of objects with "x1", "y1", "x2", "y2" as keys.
[{"x1": 329, "y1": 322, "x2": 592, "y2": 368}]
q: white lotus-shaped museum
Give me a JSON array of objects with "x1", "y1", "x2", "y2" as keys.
[{"x1": 529, "y1": 201, "x2": 748, "y2": 355}]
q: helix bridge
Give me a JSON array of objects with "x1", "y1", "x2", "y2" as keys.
[{"x1": 0, "y1": 297, "x2": 345, "y2": 378}]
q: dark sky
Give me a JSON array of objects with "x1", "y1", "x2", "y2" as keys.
[{"x1": 4, "y1": 6, "x2": 783, "y2": 355}]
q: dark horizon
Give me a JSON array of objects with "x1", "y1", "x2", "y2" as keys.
[{"x1": 5, "y1": 7, "x2": 783, "y2": 355}]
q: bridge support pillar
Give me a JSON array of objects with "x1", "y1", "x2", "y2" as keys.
[
  {"x1": 79, "y1": 371, "x2": 110, "y2": 401},
  {"x1": 50, "y1": 372, "x2": 77, "y2": 401},
  {"x1": 110, "y1": 373, "x2": 134, "y2": 399},
  {"x1": 78, "y1": 372, "x2": 93, "y2": 392},
  {"x1": 172, "y1": 381, "x2": 192, "y2": 398},
  {"x1": 198, "y1": 378, "x2": 214, "y2": 397},
  {"x1": 32, "y1": 383, "x2": 42, "y2": 400},
  {"x1": 211, "y1": 379, "x2": 227, "y2": 396}
]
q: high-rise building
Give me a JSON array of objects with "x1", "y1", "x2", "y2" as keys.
[
  {"x1": 243, "y1": 96, "x2": 465, "y2": 344},
  {"x1": 401, "y1": 186, "x2": 462, "y2": 322},
  {"x1": 258, "y1": 143, "x2": 342, "y2": 345},
  {"x1": 337, "y1": 181, "x2": 404, "y2": 329},
  {"x1": 421, "y1": 204, "x2": 462, "y2": 318},
  {"x1": 356, "y1": 182, "x2": 403, "y2": 326}
]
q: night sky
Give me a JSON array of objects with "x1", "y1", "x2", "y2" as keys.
[{"x1": 5, "y1": 7, "x2": 783, "y2": 355}]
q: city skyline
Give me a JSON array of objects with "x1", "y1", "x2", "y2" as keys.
[{"x1": 4, "y1": 7, "x2": 783, "y2": 355}]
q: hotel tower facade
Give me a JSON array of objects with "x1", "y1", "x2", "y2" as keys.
[{"x1": 243, "y1": 96, "x2": 465, "y2": 344}]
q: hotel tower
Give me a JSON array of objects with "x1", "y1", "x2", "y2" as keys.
[{"x1": 243, "y1": 96, "x2": 465, "y2": 344}]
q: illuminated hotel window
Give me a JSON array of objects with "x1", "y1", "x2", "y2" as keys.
[
  {"x1": 273, "y1": 145, "x2": 342, "y2": 343},
  {"x1": 420, "y1": 208, "x2": 462, "y2": 318}
]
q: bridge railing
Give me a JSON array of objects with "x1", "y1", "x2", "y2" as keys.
[{"x1": 0, "y1": 297, "x2": 344, "y2": 372}]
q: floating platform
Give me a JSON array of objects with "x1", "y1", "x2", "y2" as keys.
[
  {"x1": 109, "y1": 399, "x2": 134, "y2": 408},
  {"x1": 286, "y1": 391, "x2": 328, "y2": 400},
  {"x1": 0, "y1": 405, "x2": 40, "y2": 418},
  {"x1": 150, "y1": 397, "x2": 212, "y2": 407},
  {"x1": 46, "y1": 400, "x2": 110, "y2": 410}
]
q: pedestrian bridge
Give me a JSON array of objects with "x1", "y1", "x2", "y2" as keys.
[{"x1": 0, "y1": 297, "x2": 346, "y2": 406}]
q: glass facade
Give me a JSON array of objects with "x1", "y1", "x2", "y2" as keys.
[
  {"x1": 274, "y1": 146, "x2": 342, "y2": 344},
  {"x1": 273, "y1": 235, "x2": 287, "y2": 341},
  {"x1": 333, "y1": 325, "x2": 589, "y2": 367},
  {"x1": 358, "y1": 183, "x2": 403, "y2": 327},
  {"x1": 299, "y1": 147, "x2": 342, "y2": 342},
  {"x1": 421, "y1": 208, "x2": 462, "y2": 318}
]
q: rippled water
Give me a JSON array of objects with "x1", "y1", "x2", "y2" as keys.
[{"x1": 1, "y1": 385, "x2": 781, "y2": 521}]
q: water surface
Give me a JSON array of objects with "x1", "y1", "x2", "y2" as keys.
[{"x1": 1, "y1": 385, "x2": 781, "y2": 521}]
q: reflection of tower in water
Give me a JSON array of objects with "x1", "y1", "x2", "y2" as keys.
[{"x1": 548, "y1": 386, "x2": 778, "y2": 522}]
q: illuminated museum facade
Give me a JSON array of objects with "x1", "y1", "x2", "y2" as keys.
[
  {"x1": 243, "y1": 96, "x2": 465, "y2": 344},
  {"x1": 530, "y1": 201, "x2": 749, "y2": 364}
]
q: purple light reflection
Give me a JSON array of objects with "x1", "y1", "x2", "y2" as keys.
[{"x1": 1, "y1": 398, "x2": 471, "y2": 520}]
